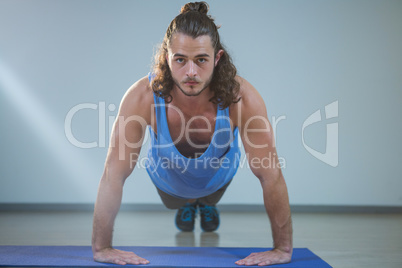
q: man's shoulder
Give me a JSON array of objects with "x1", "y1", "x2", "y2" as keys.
[
  {"x1": 125, "y1": 75, "x2": 153, "y2": 102},
  {"x1": 118, "y1": 75, "x2": 154, "y2": 119},
  {"x1": 235, "y1": 75, "x2": 266, "y2": 108},
  {"x1": 230, "y1": 76, "x2": 267, "y2": 126},
  {"x1": 235, "y1": 75, "x2": 260, "y2": 100}
]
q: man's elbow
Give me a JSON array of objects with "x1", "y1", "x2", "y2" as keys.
[
  {"x1": 254, "y1": 168, "x2": 284, "y2": 187},
  {"x1": 102, "y1": 161, "x2": 133, "y2": 185}
]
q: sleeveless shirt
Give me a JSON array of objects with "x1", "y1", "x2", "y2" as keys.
[{"x1": 145, "y1": 73, "x2": 241, "y2": 199}]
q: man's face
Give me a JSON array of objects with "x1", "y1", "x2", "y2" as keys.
[{"x1": 166, "y1": 33, "x2": 223, "y2": 97}]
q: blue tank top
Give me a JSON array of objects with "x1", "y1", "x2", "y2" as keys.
[{"x1": 145, "y1": 73, "x2": 241, "y2": 199}]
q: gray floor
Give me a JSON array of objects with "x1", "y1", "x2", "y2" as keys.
[{"x1": 1, "y1": 210, "x2": 401, "y2": 267}]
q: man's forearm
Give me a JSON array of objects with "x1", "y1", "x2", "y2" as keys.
[
  {"x1": 92, "y1": 175, "x2": 124, "y2": 253},
  {"x1": 262, "y1": 175, "x2": 293, "y2": 253}
]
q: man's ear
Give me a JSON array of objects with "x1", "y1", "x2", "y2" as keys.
[{"x1": 215, "y1": 49, "x2": 224, "y2": 66}]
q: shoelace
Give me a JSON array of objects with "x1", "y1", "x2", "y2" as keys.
[
  {"x1": 181, "y1": 205, "x2": 196, "y2": 222},
  {"x1": 199, "y1": 205, "x2": 217, "y2": 222}
]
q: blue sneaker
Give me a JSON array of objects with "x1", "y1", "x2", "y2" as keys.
[
  {"x1": 198, "y1": 203, "x2": 220, "y2": 232},
  {"x1": 175, "y1": 202, "x2": 197, "y2": 232}
]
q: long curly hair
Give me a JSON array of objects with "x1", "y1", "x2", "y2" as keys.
[{"x1": 151, "y1": 1, "x2": 241, "y2": 109}]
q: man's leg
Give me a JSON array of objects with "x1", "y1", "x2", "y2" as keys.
[
  {"x1": 197, "y1": 180, "x2": 232, "y2": 232},
  {"x1": 156, "y1": 188, "x2": 197, "y2": 232},
  {"x1": 155, "y1": 180, "x2": 232, "y2": 232},
  {"x1": 198, "y1": 180, "x2": 232, "y2": 206}
]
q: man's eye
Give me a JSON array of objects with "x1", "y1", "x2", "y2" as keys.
[
  {"x1": 176, "y1": 58, "x2": 184, "y2": 63},
  {"x1": 198, "y1": 58, "x2": 206, "y2": 63}
]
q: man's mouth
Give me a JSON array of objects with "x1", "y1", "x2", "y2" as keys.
[{"x1": 184, "y1": 81, "x2": 199, "y2": 86}]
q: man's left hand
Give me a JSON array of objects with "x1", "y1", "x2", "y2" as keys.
[{"x1": 235, "y1": 248, "x2": 292, "y2": 266}]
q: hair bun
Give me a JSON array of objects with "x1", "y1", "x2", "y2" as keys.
[{"x1": 180, "y1": 1, "x2": 209, "y2": 15}]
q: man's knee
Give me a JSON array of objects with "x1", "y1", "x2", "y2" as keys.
[
  {"x1": 156, "y1": 188, "x2": 188, "y2": 209},
  {"x1": 163, "y1": 202, "x2": 183, "y2": 210}
]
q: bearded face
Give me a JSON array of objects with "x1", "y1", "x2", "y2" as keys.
[{"x1": 166, "y1": 33, "x2": 223, "y2": 97}]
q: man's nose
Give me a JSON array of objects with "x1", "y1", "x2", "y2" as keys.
[{"x1": 186, "y1": 61, "x2": 197, "y2": 77}]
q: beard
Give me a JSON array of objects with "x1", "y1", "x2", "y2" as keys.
[{"x1": 172, "y1": 71, "x2": 214, "y2": 97}]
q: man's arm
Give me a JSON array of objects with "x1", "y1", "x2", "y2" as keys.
[
  {"x1": 234, "y1": 78, "x2": 293, "y2": 266},
  {"x1": 92, "y1": 77, "x2": 152, "y2": 265}
]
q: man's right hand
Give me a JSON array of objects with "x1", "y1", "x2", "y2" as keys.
[{"x1": 93, "y1": 248, "x2": 150, "y2": 265}]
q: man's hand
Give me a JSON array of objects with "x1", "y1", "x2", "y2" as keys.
[
  {"x1": 93, "y1": 248, "x2": 150, "y2": 265},
  {"x1": 235, "y1": 248, "x2": 292, "y2": 266}
]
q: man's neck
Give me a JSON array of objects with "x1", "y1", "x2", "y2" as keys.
[{"x1": 170, "y1": 85, "x2": 216, "y2": 115}]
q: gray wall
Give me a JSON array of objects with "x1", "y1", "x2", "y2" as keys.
[{"x1": 1, "y1": 0, "x2": 401, "y2": 206}]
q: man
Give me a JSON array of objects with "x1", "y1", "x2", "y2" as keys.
[{"x1": 92, "y1": 1, "x2": 292, "y2": 266}]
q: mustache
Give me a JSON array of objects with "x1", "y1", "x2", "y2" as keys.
[{"x1": 182, "y1": 77, "x2": 201, "y2": 83}]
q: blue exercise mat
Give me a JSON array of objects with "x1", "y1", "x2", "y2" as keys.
[{"x1": 0, "y1": 246, "x2": 332, "y2": 267}]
